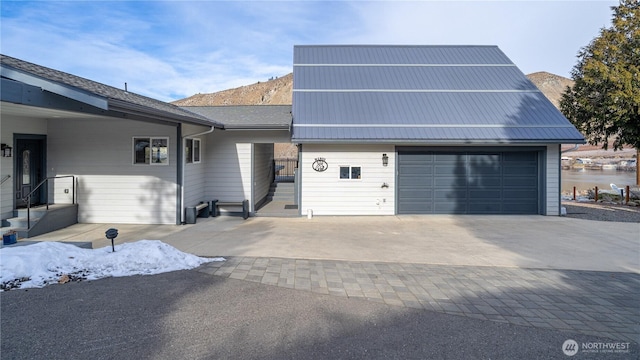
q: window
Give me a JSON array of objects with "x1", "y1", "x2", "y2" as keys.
[
  {"x1": 185, "y1": 138, "x2": 201, "y2": 164},
  {"x1": 133, "y1": 137, "x2": 168, "y2": 165},
  {"x1": 340, "y1": 166, "x2": 361, "y2": 179}
]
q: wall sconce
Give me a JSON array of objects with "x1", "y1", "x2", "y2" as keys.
[
  {"x1": 382, "y1": 153, "x2": 389, "y2": 167},
  {"x1": 1, "y1": 144, "x2": 12, "y2": 158}
]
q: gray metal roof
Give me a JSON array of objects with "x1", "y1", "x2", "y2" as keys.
[
  {"x1": 292, "y1": 45, "x2": 585, "y2": 144},
  {"x1": 181, "y1": 105, "x2": 292, "y2": 130},
  {"x1": 1, "y1": 54, "x2": 221, "y2": 127}
]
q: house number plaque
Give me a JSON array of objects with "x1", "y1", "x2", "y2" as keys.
[{"x1": 312, "y1": 157, "x2": 328, "y2": 172}]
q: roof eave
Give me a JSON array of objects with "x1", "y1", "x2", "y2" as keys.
[
  {"x1": 292, "y1": 138, "x2": 587, "y2": 145},
  {"x1": 109, "y1": 99, "x2": 223, "y2": 128},
  {"x1": 1, "y1": 64, "x2": 108, "y2": 110},
  {"x1": 223, "y1": 124, "x2": 291, "y2": 131}
]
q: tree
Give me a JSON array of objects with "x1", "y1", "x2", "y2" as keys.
[{"x1": 560, "y1": 0, "x2": 640, "y2": 185}]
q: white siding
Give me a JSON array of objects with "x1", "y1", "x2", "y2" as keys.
[
  {"x1": 48, "y1": 118, "x2": 179, "y2": 224},
  {"x1": 545, "y1": 144, "x2": 561, "y2": 216},
  {"x1": 183, "y1": 137, "x2": 207, "y2": 209},
  {"x1": 300, "y1": 144, "x2": 395, "y2": 215},
  {"x1": 204, "y1": 132, "x2": 252, "y2": 212},
  {"x1": 0, "y1": 115, "x2": 48, "y2": 219},
  {"x1": 253, "y1": 143, "x2": 274, "y2": 207},
  {"x1": 204, "y1": 131, "x2": 287, "y2": 213}
]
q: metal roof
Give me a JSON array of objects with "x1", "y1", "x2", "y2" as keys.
[
  {"x1": 1, "y1": 54, "x2": 221, "y2": 127},
  {"x1": 292, "y1": 45, "x2": 585, "y2": 144},
  {"x1": 181, "y1": 105, "x2": 292, "y2": 130}
]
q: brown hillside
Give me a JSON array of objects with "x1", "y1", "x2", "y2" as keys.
[
  {"x1": 174, "y1": 71, "x2": 572, "y2": 110},
  {"x1": 526, "y1": 71, "x2": 574, "y2": 110},
  {"x1": 172, "y1": 73, "x2": 293, "y2": 106}
]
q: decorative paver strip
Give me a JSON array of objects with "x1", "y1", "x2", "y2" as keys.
[{"x1": 201, "y1": 257, "x2": 639, "y2": 342}]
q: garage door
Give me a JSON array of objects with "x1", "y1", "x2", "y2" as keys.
[{"x1": 397, "y1": 150, "x2": 540, "y2": 214}]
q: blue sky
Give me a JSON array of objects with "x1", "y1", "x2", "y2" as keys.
[{"x1": 1, "y1": 0, "x2": 617, "y2": 102}]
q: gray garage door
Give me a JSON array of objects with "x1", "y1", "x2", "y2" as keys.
[{"x1": 397, "y1": 150, "x2": 540, "y2": 214}]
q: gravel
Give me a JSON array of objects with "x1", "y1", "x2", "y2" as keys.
[{"x1": 562, "y1": 201, "x2": 640, "y2": 222}]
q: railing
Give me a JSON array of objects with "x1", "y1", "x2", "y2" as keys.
[
  {"x1": 1, "y1": 175, "x2": 10, "y2": 186},
  {"x1": 274, "y1": 158, "x2": 297, "y2": 182},
  {"x1": 23, "y1": 175, "x2": 76, "y2": 229}
]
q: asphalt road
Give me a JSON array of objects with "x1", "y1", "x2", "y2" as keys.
[{"x1": 1, "y1": 269, "x2": 637, "y2": 360}]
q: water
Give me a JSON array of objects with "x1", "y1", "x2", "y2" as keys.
[{"x1": 561, "y1": 169, "x2": 637, "y2": 192}]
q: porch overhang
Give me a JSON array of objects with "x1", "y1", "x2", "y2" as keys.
[{"x1": 1, "y1": 66, "x2": 108, "y2": 110}]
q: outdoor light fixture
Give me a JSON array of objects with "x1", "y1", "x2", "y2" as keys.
[
  {"x1": 1, "y1": 144, "x2": 12, "y2": 158},
  {"x1": 382, "y1": 153, "x2": 389, "y2": 167}
]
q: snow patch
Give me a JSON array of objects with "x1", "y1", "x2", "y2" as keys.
[{"x1": 0, "y1": 240, "x2": 224, "y2": 290}]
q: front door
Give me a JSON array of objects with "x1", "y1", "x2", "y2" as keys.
[{"x1": 15, "y1": 137, "x2": 46, "y2": 208}]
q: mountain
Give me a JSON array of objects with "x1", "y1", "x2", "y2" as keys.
[
  {"x1": 525, "y1": 71, "x2": 574, "y2": 109},
  {"x1": 172, "y1": 73, "x2": 293, "y2": 106},
  {"x1": 172, "y1": 71, "x2": 573, "y2": 110}
]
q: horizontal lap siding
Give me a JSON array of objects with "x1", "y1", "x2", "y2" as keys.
[
  {"x1": 184, "y1": 139, "x2": 206, "y2": 209},
  {"x1": 48, "y1": 118, "x2": 178, "y2": 224},
  {"x1": 301, "y1": 144, "x2": 395, "y2": 215},
  {"x1": 204, "y1": 132, "x2": 252, "y2": 205},
  {"x1": 253, "y1": 143, "x2": 274, "y2": 209},
  {"x1": 546, "y1": 144, "x2": 560, "y2": 215},
  {"x1": 0, "y1": 116, "x2": 48, "y2": 219}
]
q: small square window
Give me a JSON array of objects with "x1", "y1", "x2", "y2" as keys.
[{"x1": 339, "y1": 166, "x2": 361, "y2": 180}]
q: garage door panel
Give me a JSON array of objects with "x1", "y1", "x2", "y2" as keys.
[
  {"x1": 398, "y1": 177, "x2": 433, "y2": 187},
  {"x1": 469, "y1": 190, "x2": 501, "y2": 199},
  {"x1": 470, "y1": 165, "x2": 501, "y2": 176},
  {"x1": 434, "y1": 202, "x2": 465, "y2": 213},
  {"x1": 398, "y1": 150, "x2": 539, "y2": 215},
  {"x1": 504, "y1": 152, "x2": 537, "y2": 162},
  {"x1": 504, "y1": 189, "x2": 537, "y2": 200},
  {"x1": 468, "y1": 177, "x2": 502, "y2": 188},
  {"x1": 400, "y1": 166, "x2": 433, "y2": 177},
  {"x1": 433, "y1": 191, "x2": 465, "y2": 201},
  {"x1": 399, "y1": 190, "x2": 433, "y2": 199},
  {"x1": 435, "y1": 154, "x2": 464, "y2": 162},
  {"x1": 469, "y1": 203, "x2": 502, "y2": 213},
  {"x1": 504, "y1": 165, "x2": 537, "y2": 176},
  {"x1": 503, "y1": 203, "x2": 538, "y2": 214},
  {"x1": 504, "y1": 177, "x2": 537, "y2": 187},
  {"x1": 434, "y1": 166, "x2": 466, "y2": 177}
]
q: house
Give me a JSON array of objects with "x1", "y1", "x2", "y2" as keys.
[
  {"x1": 0, "y1": 55, "x2": 290, "y2": 236},
  {"x1": 292, "y1": 45, "x2": 585, "y2": 215},
  {"x1": 1, "y1": 44, "x2": 586, "y2": 236}
]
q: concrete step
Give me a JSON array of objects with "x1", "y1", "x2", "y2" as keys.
[{"x1": 3, "y1": 217, "x2": 41, "y2": 229}]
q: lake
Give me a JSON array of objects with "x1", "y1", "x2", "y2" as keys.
[{"x1": 561, "y1": 169, "x2": 637, "y2": 192}]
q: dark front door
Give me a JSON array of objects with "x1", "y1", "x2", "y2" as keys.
[{"x1": 15, "y1": 137, "x2": 46, "y2": 208}]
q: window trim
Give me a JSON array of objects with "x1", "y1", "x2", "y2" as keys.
[
  {"x1": 339, "y1": 165, "x2": 362, "y2": 180},
  {"x1": 132, "y1": 137, "x2": 169, "y2": 165}
]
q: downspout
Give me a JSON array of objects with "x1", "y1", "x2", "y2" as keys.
[{"x1": 180, "y1": 126, "x2": 215, "y2": 224}]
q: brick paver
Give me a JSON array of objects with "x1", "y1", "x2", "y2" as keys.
[{"x1": 199, "y1": 257, "x2": 640, "y2": 343}]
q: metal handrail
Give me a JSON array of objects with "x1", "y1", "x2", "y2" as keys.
[
  {"x1": 22, "y1": 175, "x2": 76, "y2": 229},
  {"x1": 1, "y1": 174, "x2": 10, "y2": 186}
]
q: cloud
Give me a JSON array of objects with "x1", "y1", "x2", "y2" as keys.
[
  {"x1": 345, "y1": 0, "x2": 616, "y2": 76},
  {"x1": 0, "y1": 0, "x2": 618, "y2": 101}
]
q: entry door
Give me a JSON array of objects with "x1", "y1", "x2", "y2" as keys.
[{"x1": 15, "y1": 138, "x2": 46, "y2": 208}]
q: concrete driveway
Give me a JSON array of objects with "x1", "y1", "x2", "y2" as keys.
[{"x1": 28, "y1": 215, "x2": 640, "y2": 273}]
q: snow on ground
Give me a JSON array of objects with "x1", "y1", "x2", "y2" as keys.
[{"x1": 0, "y1": 240, "x2": 224, "y2": 291}]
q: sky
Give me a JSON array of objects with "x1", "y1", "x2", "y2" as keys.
[
  {"x1": 0, "y1": 240, "x2": 224, "y2": 290},
  {"x1": 0, "y1": 0, "x2": 618, "y2": 102}
]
